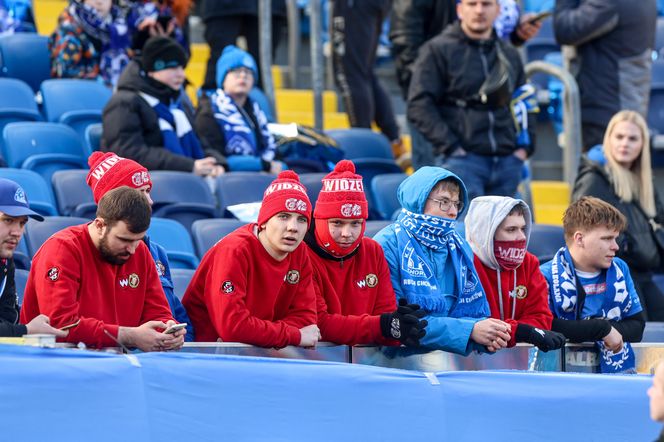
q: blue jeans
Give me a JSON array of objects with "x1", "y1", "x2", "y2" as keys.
[{"x1": 438, "y1": 152, "x2": 524, "y2": 203}]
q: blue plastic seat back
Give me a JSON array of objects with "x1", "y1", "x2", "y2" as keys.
[
  {"x1": 248, "y1": 87, "x2": 276, "y2": 123},
  {"x1": 147, "y1": 217, "x2": 199, "y2": 270},
  {"x1": 655, "y1": 17, "x2": 664, "y2": 60},
  {"x1": 364, "y1": 220, "x2": 392, "y2": 239},
  {"x1": 0, "y1": 33, "x2": 51, "y2": 92},
  {"x1": 51, "y1": 169, "x2": 95, "y2": 217},
  {"x1": 14, "y1": 237, "x2": 30, "y2": 270},
  {"x1": 298, "y1": 173, "x2": 326, "y2": 207},
  {"x1": 2, "y1": 122, "x2": 90, "y2": 183},
  {"x1": 648, "y1": 85, "x2": 664, "y2": 133},
  {"x1": 15, "y1": 268, "x2": 29, "y2": 307},
  {"x1": 191, "y1": 218, "x2": 245, "y2": 259},
  {"x1": 0, "y1": 77, "x2": 40, "y2": 119},
  {"x1": 0, "y1": 168, "x2": 58, "y2": 216},
  {"x1": 149, "y1": 171, "x2": 216, "y2": 207},
  {"x1": 371, "y1": 173, "x2": 406, "y2": 221},
  {"x1": 170, "y1": 268, "x2": 195, "y2": 301},
  {"x1": 216, "y1": 172, "x2": 276, "y2": 217},
  {"x1": 527, "y1": 224, "x2": 565, "y2": 264},
  {"x1": 24, "y1": 216, "x2": 90, "y2": 257},
  {"x1": 85, "y1": 123, "x2": 102, "y2": 152},
  {"x1": 326, "y1": 128, "x2": 393, "y2": 160},
  {"x1": 353, "y1": 159, "x2": 402, "y2": 220}
]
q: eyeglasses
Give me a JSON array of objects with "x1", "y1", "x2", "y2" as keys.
[
  {"x1": 228, "y1": 67, "x2": 254, "y2": 77},
  {"x1": 428, "y1": 197, "x2": 463, "y2": 213}
]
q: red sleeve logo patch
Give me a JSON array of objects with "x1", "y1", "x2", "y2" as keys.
[
  {"x1": 221, "y1": 280, "x2": 235, "y2": 294},
  {"x1": 47, "y1": 267, "x2": 60, "y2": 281}
]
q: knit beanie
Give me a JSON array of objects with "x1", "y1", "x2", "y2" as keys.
[
  {"x1": 86, "y1": 152, "x2": 152, "y2": 203},
  {"x1": 215, "y1": 44, "x2": 259, "y2": 88},
  {"x1": 142, "y1": 36, "x2": 187, "y2": 72},
  {"x1": 257, "y1": 170, "x2": 311, "y2": 227},
  {"x1": 313, "y1": 160, "x2": 368, "y2": 257}
]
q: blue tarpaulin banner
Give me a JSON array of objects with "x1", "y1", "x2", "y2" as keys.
[{"x1": 0, "y1": 344, "x2": 659, "y2": 441}]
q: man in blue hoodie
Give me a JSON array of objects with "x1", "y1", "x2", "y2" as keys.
[{"x1": 374, "y1": 167, "x2": 512, "y2": 355}]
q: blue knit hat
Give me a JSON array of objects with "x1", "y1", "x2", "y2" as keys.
[{"x1": 215, "y1": 45, "x2": 259, "y2": 88}]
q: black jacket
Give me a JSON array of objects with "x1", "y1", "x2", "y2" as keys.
[
  {"x1": 101, "y1": 60, "x2": 226, "y2": 171},
  {"x1": 200, "y1": 0, "x2": 286, "y2": 21},
  {"x1": 572, "y1": 155, "x2": 664, "y2": 273},
  {"x1": 407, "y1": 22, "x2": 528, "y2": 157},
  {"x1": 0, "y1": 258, "x2": 27, "y2": 338}
]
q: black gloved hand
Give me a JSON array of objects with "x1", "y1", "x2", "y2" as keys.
[
  {"x1": 380, "y1": 298, "x2": 428, "y2": 346},
  {"x1": 516, "y1": 323, "x2": 566, "y2": 352}
]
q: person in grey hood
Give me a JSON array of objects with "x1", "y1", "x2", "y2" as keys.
[
  {"x1": 374, "y1": 166, "x2": 511, "y2": 355},
  {"x1": 465, "y1": 196, "x2": 565, "y2": 352}
]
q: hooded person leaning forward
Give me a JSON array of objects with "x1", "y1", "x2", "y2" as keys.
[
  {"x1": 374, "y1": 167, "x2": 511, "y2": 354},
  {"x1": 465, "y1": 196, "x2": 566, "y2": 352}
]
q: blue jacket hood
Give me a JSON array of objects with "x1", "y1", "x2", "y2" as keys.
[{"x1": 397, "y1": 167, "x2": 468, "y2": 216}]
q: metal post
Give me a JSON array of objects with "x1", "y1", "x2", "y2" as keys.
[
  {"x1": 310, "y1": 0, "x2": 324, "y2": 130},
  {"x1": 258, "y1": 0, "x2": 276, "y2": 119},
  {"x1": 525, "y1": 61, "x2": 582, "y2": 186},
  {"x1": 286, "y1": 0, "x2": 300, "y2": 88}
]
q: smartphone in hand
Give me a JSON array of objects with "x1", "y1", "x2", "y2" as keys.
[
  {"x1": 163, "y1": 323, "x2": 187, "y2": 334},
  {"x1": 529, "y1": 10, "x2": 553, "y2": 24}
]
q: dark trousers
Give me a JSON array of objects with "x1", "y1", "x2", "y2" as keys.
[
  {"x1": 581, "y1": 121, "x2": 607, "y2": 152},
  {"x1": 332, "y1": 0, "x2": 399, "y2": 141},
  {"x1": 203, "y1": 15, "x2": 284, "y2": 90}
]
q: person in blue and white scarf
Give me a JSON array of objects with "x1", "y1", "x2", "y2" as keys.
[
  {"x1": 195, "y1": 45, "x2": 281, "y2": 174},
  {"x1": 374, "y1": 166, "x2": 512, "y2": 355},
  {"x1": 540, "y1": 196, "x2": 645, "y2": 373}
]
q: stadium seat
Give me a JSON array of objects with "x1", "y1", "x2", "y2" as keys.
[
  {"x1": 353, "y1": 159, "x2": 403, "y2": 219},
  {"x1": 0, "y1": 33, "x2": 50, "y2": 92},
  {"x1": 85, "y1": 123, "x2": 102, "y2": 152},
  {"x1": 364, "y1": 220, "x2": 392, "y2": 238},
  {"x1": 2, "y1": 122, "x2": 90, "y2": 184},
  {"x1": 147, "y1": 217, "x2": 199, "y2": 270},
  {"x1": 0, "y1": 168, "x2": 58, "y2": 216},
  {"x1": 40, "y1": 79, "x2": 112, "y2": 139},
  {"x1": 191, "y1": 218, "x2": 244, "y2": 259},
  {"x1": 248, "y1": 87, "x2": 276, "y2": 123},
  {"x1": 299, "y1": 173, "x2": 326, "y2": 206},
  {"x1": 51, "y1": 169, "x2": 96, "y2": 218},
  {"x1": 648, "y1": 85, "x2": 664, "y2": 134},
  {"x1": 170, "y1": 268, "x2": 195, "y2": 301},
  {"x1": 15, "y1": 268, "x2": 29, "y2": 307},
  {"x1": 0, "y1": 78, "x2": 42, "y2": 140},
  {"x1": 149, "y1": 171, "x2": 218, "y2": 232},
  {"x1": 216, "y1": 172, "x2": 275, "y2": 218},
  {"x1": 655, "y1": 17, "x2": 664, "y2": 60},
  {"x1": 14, "y1": 238, "x2": 30, "y2": 270},
  {"x1": 527, "y1": 224, "x2": 565, "y2": 263},
  {"x1": 654, "y1": 274, "x2": 664, "y2": 295},
  {"x1": 24, "y1": 216, "x2": 89, "y2": 257},
  {"x1": 371, "y1": 173, "x2": 406, "y2": 221},
  {"x1": 326, "y1": 128, "x2": 393, "y2": 159}
]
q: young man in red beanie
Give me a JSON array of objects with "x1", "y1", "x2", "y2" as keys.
[
  {"x1": 304, "y1": 160, "x2": 427, "y2": 346},
  {"x1": 85, "y1": 151, "x2": 193, "y2": 341},
  {"x1": 21, "y1": 187, "x2": 185, "y2": 351},
  {"x1": 182, "y1": 170, "x2": 319, "y2": 347}
]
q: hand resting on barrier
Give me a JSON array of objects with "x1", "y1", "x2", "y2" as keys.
[{"x1": 471, "y1": 318, "x2": 511, "y2": 352}]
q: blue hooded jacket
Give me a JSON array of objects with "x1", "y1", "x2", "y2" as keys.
[
  {"x1": 144, "y1": 236, "x2": 194, "y2": 342},
  {"x1": 373, "y1": 167, "x2": 489, "y2": 355}
]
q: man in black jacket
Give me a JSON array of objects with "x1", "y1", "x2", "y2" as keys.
[
  {"x1": 407, "y1": 0, "x2": 531, "y2": 203},
  {"x1": 0, "y1": 179, "x2": 67, "y2": 338}
]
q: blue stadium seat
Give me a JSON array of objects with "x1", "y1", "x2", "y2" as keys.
[
  {"x1": 655, "y1": 17, "x2": 664, "y2": 60},
  {"x1": 51, "y1": 169, "x2": 96, "y2": 218},
  {"x1": 299, "y1": 173, "x2": 326, "y2": 206},
  {"x1": 191, "y1": 218, "x2": 244, "y2": 259},
  {"x1": 40, "y1": 79, "x2": 112, "y2": 139},
  {"x1": 648, "y1": 85, "x2": 664, "y2": 134},
  {"x1": 147, "y1": 217, "x2": 199, "y2": 270},
  {"x1": 654, "y1": 274, "x2": 664, "y2": 295},
  {"x1": 2, "y1": 122, "x2": 90, "y2": 184},
  {"x1": 216, "y1": 172, "x2": 275, "y2": 218},
  {"x1": 527, "y1": 224, "x2": 565, "y2": 264},
  {"x1": 364, "y1": 220, "x2": 392, "y2": 239},
  {"x1": 0, "y1": 78, "x2": 41, "y2": 141},
  {"x1": 14, "y1": 237, "x2": 30, "y2": 270},
  {"x1": 353, "y1": 159, "x2": 402, "y2": 219},
  {"x1": 24, "y1": 216, "x2": 89, "y2": 257},
  {"x1": 0, "y1": 168, "x2": 58, "y2": 216},
  {"x1": 170, "y1": 268, "x2": 195, "y2": 301},
  {"x1": 371, "y1": 173, "x2": 406, "y2": 221},
  {"x1": 149, "y1": 171, "x2": 218, "y2": 232},
  {"x1": 248, "y1": 87, "x2": 276, "y2": 123},
  {"x1": 85, "y1": 123, "x2": 102, "y2": 152},
  {"x1": 0, "y1": 33, "x2": 50, "y2": 92},
  {"x1": 326, "y1": 128, "x2": 393, "y2": 159},
  {"x1": 15, "y1": 268, "x2": 29, "y2": 307}
]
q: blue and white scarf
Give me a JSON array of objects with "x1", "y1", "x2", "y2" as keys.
[
  {"x1": 510, "y1": 83, "x2": 539, "y2": 147},
  {"x1": 210, "y1": 89, "x2": 276, "y2": 163},
  {"x1": 140, "y1": 92, "x2": 204, "y2": 159},
  {"x1": 549, "y1": 246, "x2": 635, "y2": 373},
  {"x1": 69, "y1": 1, "x2": 130, "y2": 86},
  {"x1": 395, "y1": 209, "x2": 489, "y2": 318},
  {"x1": 0, "y1": 0, "x2": 32, "y2": 35}
]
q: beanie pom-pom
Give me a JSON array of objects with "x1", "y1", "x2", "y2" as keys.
[
  {"x1": 277, "y1": 170, "x2": 300, "y2": 182},
  {"x1": 334, "y1": 159, "x2": 356, "y2": 174},
  {"x1": 88, "y1": 151, "x2": 109, "y2": 168}
]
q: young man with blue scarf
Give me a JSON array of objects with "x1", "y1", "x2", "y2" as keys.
[
  {"x1": 374, "y1": 167, "x2": 512, "y2": 355},
  {"x1": 102, "y1": 36, "x2": 226, "y2": 177},
  {"x1": 540, "y1": 197, "x2": 645, "y2": 373}
]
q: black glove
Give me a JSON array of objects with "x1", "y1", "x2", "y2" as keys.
[
  {"x1": 516, "y1": 323, "x2": 566, "y2": 352},
  {"x1": 380, "y1": 298, "x2": 428, "y2": 346}
]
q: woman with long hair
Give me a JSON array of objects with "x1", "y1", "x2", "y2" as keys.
[{"x1": 573, "y1": 110, "x2": 664, "y2": 320}]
